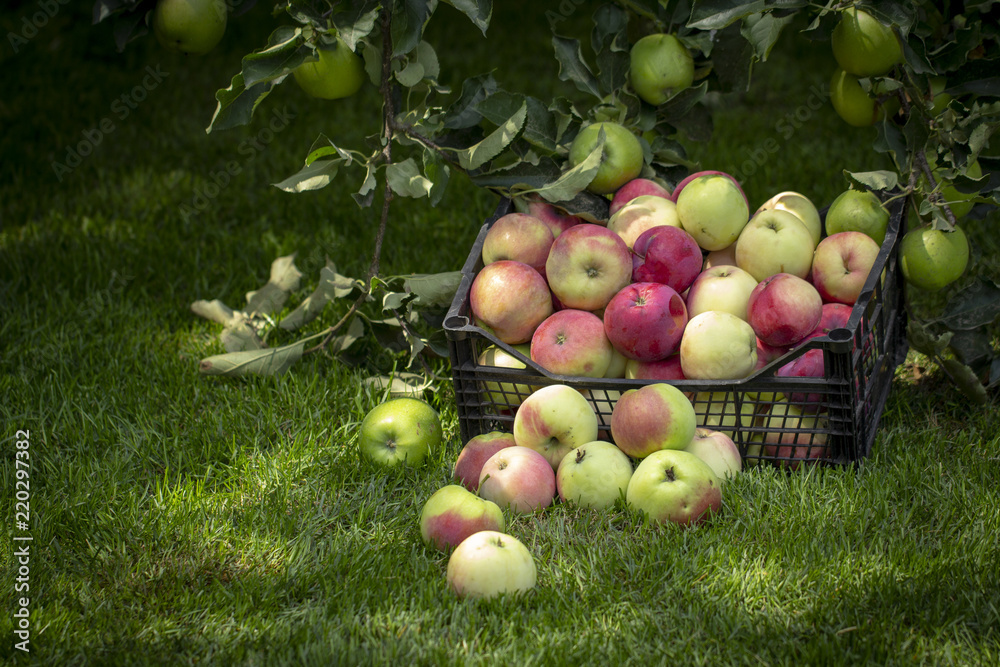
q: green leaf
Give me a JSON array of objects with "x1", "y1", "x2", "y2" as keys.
[
  {"x1": 936, "y1": 278, "x2": 1000, "y2": 331},
  {"x1": 386, "y1": 158, "x2": 434, "y2": 198},
  {"x1": 333, "y1": 4, "x2": 381, "y2": 51},
  {"x1": 391, "y1": 0, "x2": 431, "y2": 57},
  {"x1": 280, "y1": 261, "x2": 361, "y2": 331},
  {"x1": 353, "y1": 158, "x2": 380, "y2": 208},
  {"x1": 477, "y1": 92, "x2": 558, "y2": 153},
  {"x1": 844, "y1": 170, "x2": 899, "y2": 192},
  {"x1": 552, "y1": 36, "x2": 602, "y2": 99},
  {"x1": 907, "y1": 320, "x2": 952, "y2": 356},
  {"x1": 395, "y1": 60, "x2": 426, "y2": 87},
  {"x1": 207, "y1": 73, "x2": 276, "y2": 134},
  {"x1": 442, "y1": 73, "x2": 498, "y2": 130},
  {"x1": 273, "y1": 159, "x2": 343, "y2": 193},
  {"x1": 688, "y1": 1, "x2": 766, "y2": 30},
  {"x1": 456, "y1": 102, "x2": 527, "y2": 171},
  {"x1": 940, "y1": 358, "x2": 988, "y2": 404},
  {"x1": 199, "y1": 341, "x2": 305, "y2": 377},
  {"x1": 421, "y1": 149, "x2": 450, "y2": 206},
  {"x1": 245, "y1": 254, "x2": 303, "y2": 316},
  {"x1": 242, "y1": 26, "x2": 308, "y2": 88},
  {"x1": 404, "y1": 271, "x2": 463, "y2": 308},
  {"x1": 741, "y1": 12, "x2": 795, "y2": 63},
  {"x1": 531, "y1": 131, "x2": 604, "y2": 202},
  {"x1": 441, "y1": 0, "x2": 492, "y2": 34},
  {"x1": 383, "y1": 291, "x2": 412, "y2": 310}
]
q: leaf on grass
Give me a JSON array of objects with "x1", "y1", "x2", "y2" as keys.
[
  {"x1": 221, "y1": 317, "x2": 265, "y2": 352},
  {"x1": 191, "y1": 299, "x2": 235, "y2": 324},
  {"x1": 937, "y1": 278, "x2": 1000, "y2": 330},
  {"x1": 456, "y1": 102, "x2": 527, "y2": 171},
  {"x1": 245, "y1": 254, "x2": 302, "y2": 316},
  {"x1": 199, "y1": 341, "x2": 304, "y2": 377},
  {"x1": 940, "y1": 358, "x2": 988, "y2": 404},
  {"x1": 330, "y1": 316, "x2": 366, "y2": 355},
  {"x1": 362, "y1": 372, "x2": 434, "y2": 397},
  {"x1": 280, "y1": 261, "x2": 361, "y2": 331}
]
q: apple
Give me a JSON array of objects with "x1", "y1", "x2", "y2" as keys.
[
  {"x1": 607, "y1": 195, "x2": 682, "y2": 249},
  {"x1": 477, "y1": 343, "x2": 536, "y2": 408},
  {"x1": 420, "y1": 485, "x2": 505, "y2": 552},
  {"x1": 900, "y1": 224, "x2": 969, "y2": 291},
  {"x1": 153, "y1": 0, "x2": 227, "y2": 55},
  {"x1": 604, "y1": 348, "x2": 629, "y2": 378},
  {"x1": 829, "y1": 68, "x2": 891, "y2": 128},
  {"x1": 679, "y1": 311, "x2": 758, "y2": 380},
  {"x1": 921, "y1": 157, "x2": 984, "y2": 220},
  {"x1": 556, "y1": 441, "x2": 633, "y2": 510},
  {"x1": 527, "y1": 199, "x2": 584, "y2": 237},
  {"x1": 809, "y1": 302, "x2": 853, "y2": 339},
  {"x1": 928, "y1": 76, "x2": 952, "y2": 116},
  {"x1": 672, "y1": 170, "x2": 749, "y2": 208},
  {"x1": 684, "y1": 265, "x2": 758, "y2": 320},
  {"x1": 482, "y1": 212, "x2": 555, "y2": 275},
  {"x1": 453, "y1": 431, "x2": 516, "y2": 492},
  {"x1": 758, "y1": 400, "x2": 830, "y2": 469},
  {"x1": 629, "y1": 33, "x2": 694, "y2": 105},
  {"x1": 811, "y1": 231, "x2": 881, "y2": 305},
  {"x1": 610, "y1": 383, "x2": 697, "y2": 458},
  {"x1": 603, "y1": 282, "x2": 688, "y2": 362},
  {"x1": 545, "y1": 223, "x2": 633, "y2": 312},
  {"x1": 478, "y1": 446, "x2": 557, "y2": 513},
  {"x1": 292, "y1": 37, "x2": 367, "y2": 100},
  {"x1": 703, "y1": 243, "x2": 738, "y2": 270},
  {"x1": 683, "y1": 428, "x2": 741, "y2": 482},
  {"x1": 609, "y1": 178, "x2": 673, "y2": 216},
  {"x1": 691, "y1": 391, "x2": 757, "y2": 441},
  {"x1": 825, "y1": 189, "x2": 890, "y2": 246},
  {"x1": 568, "y1": 122, "x2": 644, "y2": 195},
  {"x1": 626, "y1": 449, "x2": 722, "y2": 525},
  {"x1": 776, "y1": 348, "x2": 826, "y2": 408},
  {"x1": 735, "y1": 208, "x2": 816, "y2": 282},
  {"x1": 446, "y1": 530, "x2": 537, "y2": 599},
  {"x1": 624, "y1": 354, "x2": 686, "y2": 381},
  {"x1": 631, "y1": 225, "x2": 703, "y2": 293},
  {"x1": 531, "y1": 309, "x2": 614, "y2": 377},
  {"x1": 831, "y1": 7, "x2": 902, "y2": 78},
  {"x1": 746, "y1": 273, "x2": 823, "y2": 347},
  {"x1": 676, "y1": 173, "x2": 750, "y2": 251},
  {"x1": 755, "y1": 192, "x2": 822, "y2": 248},
  {"x1": 513, "y1": 384, "x2": 599, "y2": 468},
  {"x1": 470, "y1": 260, "x2": 553, "y2": 345},
  {"x1": 357, "y1": 398, "x2": 442, "y2": 468}
]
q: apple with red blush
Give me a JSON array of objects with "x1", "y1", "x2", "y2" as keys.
[
  {"x1": 609, "y1": 177, "x2": 673, "y2": 216},
  {"x1": 603, "y1": 282, "x2": 688, "y2": 362},
  {"x1": 631, "y1": 225, "x2": 703, "y2": 293},
  {"x1": 453, "y1": 431, "x2": 516, "y2": 492},
  {"x1": 811, "y1": 231, "x2": 881, "y2": 305},
  {"x1": 530, "y1": 309, "x2": 614, "y2": 377},
  {"x1": 746, "y1": 273, "x2": 823, "y2": 347},
  {"x1": 470, "y1": 260, "x2": 553, "y2": 344},
  {"x1": 482, "y1": 212, "x2": 555, "y2": 275}
]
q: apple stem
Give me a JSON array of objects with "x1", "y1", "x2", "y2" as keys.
[
  {"x1": 914, "y1": 149, "x2": 958, "y2": 229},
  {"x1": 664, "y1": 466, "x2": 676, "y2": 482}
]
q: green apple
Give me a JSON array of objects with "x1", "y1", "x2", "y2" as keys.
[
  {"x1": 899, "y1": 224, "x2": 969, "y2": 291},
  {"x1": 921, "y1": 157, "x2": 983, "y2": 220},
  {"x1": 446, "y1": 530, "x2": 537, "y2": 599},
  {"x1": 568, "y1": 122, "x2": 644, "y2": 195},
  {"x1": 420, "y1": 485, "x2": 505, "y2": 552},
  {"x1": 682, "y1": 428, "x2": 741, "y2": 483},
  {"x1": 153, "y1": 0, "x2": 227, "y2": 56},
  {"x1": 831, "y1": 7, "x2": 902, "y2": 77},
  {"x1": 735, "y1": 208, "x2": 816, "y2": 282},
  {"x1": 824, "y1": 188, "x2": 890, "y2": 246},
  {"x1": 928, "y1": 77, "x2": 952, "y2": 116},
  {"x1": 477, "y1": 343, "x2": 537, "y2": 408},
  {"x1": 829, "y1": 68, "x2": 883, "y2": 127},
  {"x1": 626, "y1": 449, "x2": 722, "y2": 525},
  {"x1": 357, "y1": 397, "x2": 442, "y2": 467},
  {"x1": 680, "y1": 312, "x2": 758, "y2": 380},
  {"x1": 755, "y1": 191, "x2": 822, "y2": 248},
  {"x1": 556, "y1": 441, "x2": 633, "y2": 510},
  {"x1": 293, "y1": 37, "x2": 367, "y2": 100},
  {"x1": 629, "y1": 33, "x2": 694, "y2": 105},
  {"x1": 675, "y1": 173, "x2": 750, "y2": 251}
]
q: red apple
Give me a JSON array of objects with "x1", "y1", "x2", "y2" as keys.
[
  {"x1": 610, "y1": 383, "x2": 697, "y2": 458},
  {"x1": 746, "y1": 273, "x2": 823, "y2": 347},
  {"x1": 530, "y1": 309, "x2": 614, "y2": 377},
  {"x1": 482, "y1": 212, "x2": 555, "y2": 275},
  {"x1": 545, "y1": 223, "x2": 633, "y2": 311},
  {"x1": 470, "y1": 260, "x2": 553, "y2": 344},
  {"x1": 478, "y1": 445, "x2": 557, "y2": 513},
  {"x1": 453, "y1": 431, "x2": 516, "y2": 492},
  {"x1": 527, "y1": 199, "x2": 583, "y2": 238},
  {"x1": 631, "y1": 225, "x2": 703, "y2": 293},
  {"x1": 776, "y1": 348, "x2": 826, "y2": 408},
  {"x1": 811, "y1": 231, "x2": 881, "y2": 305},
  {"x1": 609, "y1": 177, "x2": 673, "y2": 216},
  {"x1": 603, "y1": 282, "x2": 688, "y2": 362}
]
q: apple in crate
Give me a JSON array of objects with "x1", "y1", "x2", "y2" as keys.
[
  {"x1": 545, "y1": 223, "x2": 633, "y2": 312},
  {"x1": 680, "y1": 311, "x2": 758, "y2": 380},
  {"x1": 690, "y1": 391, "x2": 756, "y2": 441},
  {"x1": 811, "y1": 231, "x2": 881, "y2": 305},
  {"x1": 807, "y1": 302, "x2": 853, "y2": 340},
  {"x1": 481, "y1": 212, "x2": 555, "y2": 276},
  {"x1": 735, "y1": 208, "x2": 816, "y2": 281},
  {"x1": 631, "y1": 225, "x2": 703, "y2": 293},
  {"x1": 531, "y1": 309, "x2": 614, "y2": 377},
  {"x1": 671, "y1": 170, "x2": 748, "y2": 207},
  {"x1": 682, "y1": 428, "x2": 741, "y2": 482},
  {"x1": 626, "y1": 449, "x2": 722, "y2": 525},
  {"x1": 685, "y1": 265, "x2": 758, "y2": 321},
  {"x1": 527, "y1": 199, "x2": 582, "y2": 238},
  {"x1": 513, "y1": 384, "x2": 599, "y2": 468},
  {"x1": 603, "y1": 282, "x2": 688, "y2": 362},
  {"x1": 777, "y1": 349, "x2": 826, "y2": 408},
  {"x1": 478, "y1": 446, "x2": 557, "y2": 513},
  {"x1": 358, "y1": 398, "x2": 442, "y2": 468},
  {"x1": 447, "y1": 530, "x2": 537, "y2": 599},
  {"x1": 606, "y1": 194, "x2": 681, "y2": 249},
  {"x1": 477, "y1": 343, "x2": 536, "y2": 408},
  {"x1": 609, "y1": 177, "x2": 672, "y2": 216},
  {"x1": 675, "y1": 172, "x2": 750, "y2": 251},
  {"x1": 453, "y1": 431, "x2": 516, "y2": 492},
  {"x1": 624, "y1": 354, "x2": 686, "y2": 380},
  {"x1": 755, "y1": 191, "x2": 822, "y2": 247},
  {"x1": 758, "y1": 400, "x2": 829, "y2": 469},
  {"x1": 556, "y1": 441, "x2": 634, "y2": 510},
  {"x1": 470, "y1": 260, "x2": 553, "y2": 345},
  {"x1": 420, "y1": 485, "x2": 505, "y2": 552},
  {"x1": 610, "y1": 383, "x2": 697, "y2": 458},
  {"x1": 703, "y1": 243, "x2": 738, "y2": 270},
  {"x1": 746, "y1": 273, "x2": 823, "y2": 347}
]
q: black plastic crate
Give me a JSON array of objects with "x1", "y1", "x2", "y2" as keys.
[{"x1": 444, "y1": 195, "x2": 907, "y2": 469}]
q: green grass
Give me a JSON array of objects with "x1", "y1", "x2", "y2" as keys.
[{"x1": 2, "y1": 3, "x2": 999, "y2": 665}]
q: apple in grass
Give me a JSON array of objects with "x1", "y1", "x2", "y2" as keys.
[
  {"x1": 568, "y1": 121, "x2": 644, "y2": 195},
  {"x1": 610, "y1": 383, "x2": 697, "y2": 459},
  {"x1": 626, "y1": 449, "x2": 722, "y2": 526},
  {"x1": 811, "y1": 231, "x2": 881, "y2": 305},
  {"x1": 756, "y1": 191, "x2": 822, "y2": 247},
  {"x1": 735, "y1": 208, "x2": 816, "y2": 282},
  {"x1": 603, "y1": 283, "x2": 688, "y2": 362},
  {"x1": 676, "y1": 173, "x2": 750, "y2": 251},
  {"x1": 685, "y1": 265, "x2": 758, "y2": 321},
  {"x1": 482, "y1": 213, "x2": 555, "y2": 275},
  {"x1": 513, "y1": 384, "x2": 599, "y2": 468},
  {"x1": 746, "y1": 273, "x2": 823, "y2": 347},
  {"x1": 680, "y1": 311, "x2": 758, "y2": 380},
  {"x1": 607, "y1": 195, "x2": 681, "y2": 249},
  {"x1": 683, "y1": 428, "x2": 741, "y2": 483},
  {"x1": 631, "y1": 225, "x2": 703, "y2": 293},
  {"x1": 556, "y1": 441, "x2": 633, "y2": 510},
  {"x1": 470, "y1": 260, "x2": 553, "y2": 344},
  {"x1": 527, "y1": 199, "x2": 583, "y2": 238},
  {"x1": 545, "y1": 223, "x2": 633, "y2": 312},
  {"x1": 420, "y1": 485, "x2": 505, "y2": 552},
  {"x1": 447, "y1": 530, "x2": 537, "y2": 599},
  {"x1": 453, "y1": 431, "x2": 516, "y2": 492},
  {"x1": 530, "y1": 309, "x2": 614, "y2": 377},
  {"x1": 358, "y1": 398, "x2": 442, "y2": 468},
  {"x1": 609, "y1": 178, "x2": 673, "y2": 216},
  {"x1": 478, "y1": 446, "x2": 557, "y2": 513}
]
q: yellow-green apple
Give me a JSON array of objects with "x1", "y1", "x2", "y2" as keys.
[
  {"x1": 292, "y1": 37, "x2": 366, "y2": 99},
  {"x1": 831, "y1": 7, "x2": 902, "y2": 77},
  {"x1": 545, "y1": 223, "x2": 632, "y2": 311},
  {"x1": 691, "y1": 391, "x2": 757, "y2": 440},
  {"x1": 604, "y1": 348, "x2": 629, "y2": 378},
  {"x1": 626, "y1": 449, "x2": 722, "y2": 525},
  {"x1": 420, "y1": 485, "x2": 505, "y2": 552},
  {"x1": 625, "y1": 354, "x2": 686, "y2": 381},
  {"x1": 684, "y1": 265, "x2": 758, "y2": 320},
  {"x1": 610, "y1": 178, "x2": 673, "y2": 216},
  {"x1": 683, "y1": 428, "x2": 741, "y2": 482},
  {"x1": 680, "y1": 311, "x2": 758, "y2": 379},
  {"x1": 603, "y1": 282, "x2": 688, "y2": 362},
  {"x1": 703, "y1": 243, "x2": 738, "y2": 270},
  {"x1": 610, "y1": 383, "x2": 697, "y2": 458},
  {"x1": 631, "y1": 225, "x2": 703, "y2": 293},
  {"x1": 513, "y1": 384, "x2": 599, "y2": 468},
  {"x1": 527, "y1": 199, "x2": 584, "y2": 237},
  {"x1": 153, "y1": 0, "x2": 227, "y2": 55},
  {"x1": 675, "y1": 173, "x2": 751, "y2": 251},
  {"x1": 607, "y1": 195, "x2": 681, "y2": 249},
  {"x1": 928, "y1": 76, "x2": 952, "y2": 115},
  {"x1": 569, "y1": 121, "x2": 644, "y2": 195},
  {"x1": 825, "y1": 189, "x2": 889, "y2": 246},
  {"x1": 358, "y1": 398, "x2": 442, "y2": 468},
  {"x1": 453, "y1": 431, "x2": 516, "y2": 491},
  {"x1": 446, "y1": 530, "x2": 537, "y2": 598},
  {"x1": 478, "y1": 446, "x2": 557, "y2": 513},
  {"x1": 829, "y1": 68, "x2": 888, "y2": 127},
  {"x1": 671, "y1": 170, "x2": 748, "y2": 207},
  {"x1": 482, "y1": 213, "x2": 555, "y2": 276},
  {"x1": 746, "y1": 273, "x2": 823, "y2": 347},
  {"x1": 477, "y1": 343, "x2": 536, "y2": 408},
  {"x1": 755, "y1": 191, "x2": 822, "y2": 248},
  {"x1": 758, "y1": 400, "x2": 830, "y2": 469},
  {"x1": 629, "y1": 33, "x2": 694, "y2": 105},
  {"x1": 470, "y1": 260, "x2": 553, "y2": 344},
  {"x1": 530, "y1": 309, "x2": 614, "y2": 377},
  {"x1": 776, "y1": 348, "x2": 826, "y2": 409},
  {"x1": 556, "y1": 441, "x2": 633, "y2": 510},
  {"x1": 899, "y1": 224, "x2": 969, "y2": 291},
  {"x1": 811, "y1": 231, "x2": 881, "y2": 305},
  {"x1": 920, "y1": 157, "x2": 983, "y2": 219},
  {"x1": 735, "y1": 209, "x2": 816, "y2": 282}
]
